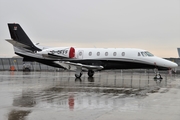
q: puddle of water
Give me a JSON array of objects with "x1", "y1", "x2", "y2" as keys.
[{"x1": 0, "y1": 71, "x2": 176, "y2": 120}]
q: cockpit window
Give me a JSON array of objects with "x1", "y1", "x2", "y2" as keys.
[
  {"x1": 141, "y1": 51, "x2": 154, "y2": 57},
  {"x1": 138, "y1": 52, "x2": 141, "y2": 56},
  {"x1": 144, "y1": 52, "x2": 148, "y2": 56},
  {"x1": 145, "y1": 51, "x2": 154, "y2": 57},
  {"x1": 141, "y1": 52, "x2": 147, "y2": 56}
]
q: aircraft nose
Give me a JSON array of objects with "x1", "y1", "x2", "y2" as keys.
[
  {"x1": 161, "y1": 58, "x2": 178, "y2": 68},
  {"x1": 167, "y1": 60, "x2": 178, "y2": 68},
  {"x1": 172, "y1": 62, "x2": 178, "y2": 68}
]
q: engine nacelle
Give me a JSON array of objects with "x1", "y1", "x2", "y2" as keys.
[{"x1": 40, "y1": 47, "x2": 75, "y2": 58}]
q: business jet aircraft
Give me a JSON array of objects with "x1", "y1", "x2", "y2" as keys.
[{"x1": 6, "y1": 23, "x2": 178, "y2": 79}]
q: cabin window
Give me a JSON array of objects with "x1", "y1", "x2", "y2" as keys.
[
  {"x1": 97, "y1": 52, "x2": 100, "y2": 56},
  {"x1": 113, "y1": 52, "x2": 117, "y2": 56},
  {"x1": 122, "y1": 52, "x2": 125, "y2": 56},
  {"x1": 138, "y1": 52, "x2": 141, "y2": 56},
  {"x1": 105, "y1": 52, "x2": 108, "y2": 56},
  {"x1": 89, "y1": 52, "x2": 92, "y2": 56},
  {"x1": 79, "y1": 51, "x2": 82, "y2": 56}
]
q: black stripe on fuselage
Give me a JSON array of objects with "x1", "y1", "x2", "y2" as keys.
[
  {"x1": 15, "y1": 52, "x2": 168, "y2": 70},
  {"x1": 68, "y1": 59, "x2": 169, "y2": 70}
]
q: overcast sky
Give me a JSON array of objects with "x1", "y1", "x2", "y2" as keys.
[{"x1": 0, "y1": 0, "x2": 179, "y2": 57}]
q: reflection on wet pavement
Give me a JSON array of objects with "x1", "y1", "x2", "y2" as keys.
[
  {"x1": 0, "y1": 71, "x2": 176, "y2": 120},
  {"x1": 8, "y1": 110, "x2": 31, "y2": 120}
]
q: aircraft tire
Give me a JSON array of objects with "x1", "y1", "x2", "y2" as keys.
[
  {"x1": 75, "y1": 73, "x2": 82, "y2": 78},
  {"x1": 154, "y1": 74, "x2": 163, "y2": 79},
  {"x1": 88, "y1": 70, "x2": 94, "y2": 77}
]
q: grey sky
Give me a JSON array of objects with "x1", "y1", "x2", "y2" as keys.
[{"x1": 0, "y1": 0, "x2": 180, "y2": 57}]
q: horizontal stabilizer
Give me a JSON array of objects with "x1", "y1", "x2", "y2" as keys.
[{"x1": 6, "y1": 39, "x2": 33, "y2": 50}]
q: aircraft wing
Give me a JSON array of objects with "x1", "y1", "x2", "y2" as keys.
[
  {"x1": 59, "y1": 61, "x2": 104, "y2": 71},
  {"x1": 41, "y1": 53, "x2": 69, "y2": 59}
]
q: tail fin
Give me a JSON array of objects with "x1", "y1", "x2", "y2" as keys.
[{"x1": 7, "y1": 23, "x2": 41, "y2": 51}]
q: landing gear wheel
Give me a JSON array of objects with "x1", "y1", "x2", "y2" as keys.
[
  {"x1": 88, "y1": 70, "x2": 94, "y2": 77},
  {"x1": 154, "y1": 74, "x2": 163, "y2": 80},
  {"x1": 154, "y1": 68, "x2": 163, "y2": 80},
  {"x1": 75, "y1": 73, "x2": 82, "y2": 78}
]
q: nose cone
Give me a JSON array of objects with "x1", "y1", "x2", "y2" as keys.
[
  {"x1": 164, "y1": 59, "x2": 178, "y2": 68},
  {"x1": 171, "y1": 62, "x2": 178, "y2": 68},
  {"x1": 155, "y1": 57, "x2": 178, "y2": 68}
]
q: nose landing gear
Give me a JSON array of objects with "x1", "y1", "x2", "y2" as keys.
[
  {"x1": 154, "y1": 68, "x2": 163, "y2": 79},
  {"x1": 154, "y1": 73, "x2": 163, "y2": 79}
]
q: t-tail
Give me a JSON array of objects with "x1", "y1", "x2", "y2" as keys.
[
  {"x1": 6, "y1": 23, "x2": 65, "y2": 68},
  {"x1": 7, "y1": 23, "x2": 41, "y2": 52}
]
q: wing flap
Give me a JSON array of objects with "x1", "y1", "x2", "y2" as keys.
[{"x1": 59, "y1": 61, "x2": 103, "y2": 71}]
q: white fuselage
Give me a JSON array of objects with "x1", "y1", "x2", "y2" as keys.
[{"x1": 38, "y1": 47, "x2": 178, "y2": 69}]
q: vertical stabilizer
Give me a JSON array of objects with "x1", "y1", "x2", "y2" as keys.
[{"x1": 8, "y1": 23, "x2": 41, "y2": 51}]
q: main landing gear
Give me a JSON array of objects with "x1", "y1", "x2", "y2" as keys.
[
  {"x1": 75, "y1": 73, "x2": 82, "y2": 78},
  {"x1": 75, "y1": 67, "x2": 82, "y2": 78},
  {"x1": 87, "y1": 70, "x2": 94, "y2": 77},
  {"x1": 75, "y1": 68, "x2": 95, "y2": 78},
  {"x1": 154, "y1": 68, "x2": 163, "y2": 80}
]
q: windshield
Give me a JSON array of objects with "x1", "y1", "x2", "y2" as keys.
[
  {"x1": 141, "y1": 52, "x2": 147, "y2": 56},
  {"x1": 145, "y1": 51, "x2": 154, "y2": 57}
]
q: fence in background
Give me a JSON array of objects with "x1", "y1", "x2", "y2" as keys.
[
  {"x1": 0, "y1": 58, "x2": 60, "y2": 71},
  {"x1": 0, "y1": 57, "x2": 180, "y2": 71}
]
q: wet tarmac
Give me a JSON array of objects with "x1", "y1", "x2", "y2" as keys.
[{"x1": 0, "y1": 71, "x2": 179, "y2": 120}]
